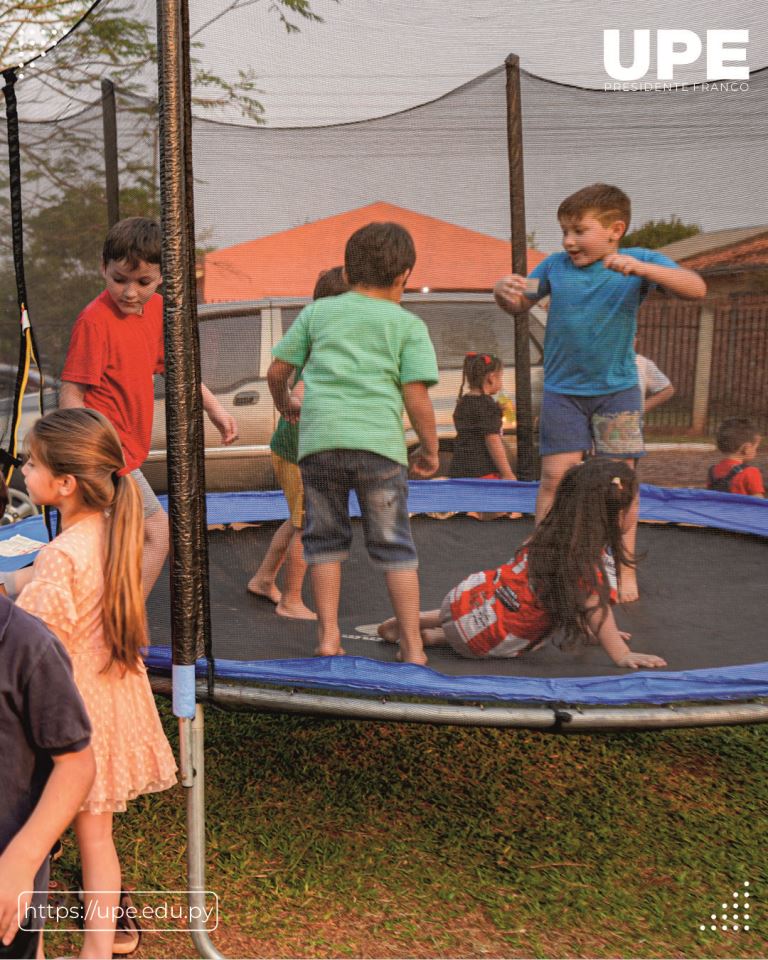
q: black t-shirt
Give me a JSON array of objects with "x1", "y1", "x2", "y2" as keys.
[
  {"x1": 449, "y1": 393, "x2": 503, "y2": 478},
  {"x1": 0, "y1": 595, "x2": 91, "y2": 932}
]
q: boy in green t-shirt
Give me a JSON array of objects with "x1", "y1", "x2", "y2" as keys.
[
  {"x1": 248, "y1": 266, "x2": 348, "y2": 619},
  {"x1": 268, "y1": 222, "x2": 439, "y2": 664}
]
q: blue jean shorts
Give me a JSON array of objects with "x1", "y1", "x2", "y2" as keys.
[
  {"x1": 540, "y1": 386, "x2": 644, "y2": 458},
  {"x1": 299, "y1": 450, "x2": 417, "y2": 569}
]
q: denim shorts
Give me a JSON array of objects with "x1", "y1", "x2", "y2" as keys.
[
  {"x1": 299, "y1": 450, "x2": 417, "y2": 569},
  {"x1": 539, "y1": 386, "x2": 644, "y2": 458}
]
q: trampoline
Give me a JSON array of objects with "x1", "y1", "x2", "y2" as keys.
[
  {"x1": 4, "y1": 480, "x2": 766, "y2": 731},
  {"x1": 136, "y1": 479, "x2": 768, "y2": 731},
  {"x1": 3, "y1": 6, "x2": 767, "y2": 954}
]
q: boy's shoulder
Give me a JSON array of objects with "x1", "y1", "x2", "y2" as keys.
[
  {"x1": 306, "y1": 291, "x2": 423, "y2": 324},
  {"x1": 77, "y1": 289, "x2": 116, "y2": 322},
  {"x1": 620, "y1": 246, "x2": 657, "y2": 257},
  {"x1": 0, "y1": 593, "x2": 65, "y2": 676}
]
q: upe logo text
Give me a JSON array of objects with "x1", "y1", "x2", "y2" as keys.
[{"x1": 603, "y1": 29, "x2": 749, "y2": 82}]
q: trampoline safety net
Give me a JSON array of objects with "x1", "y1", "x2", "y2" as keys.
[{"x1": 1, "y1": 0, "x2": 767, "y2": 725}]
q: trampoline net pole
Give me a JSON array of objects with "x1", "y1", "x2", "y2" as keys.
[
  {"x1": 100, "y1": 78, "x2": 120, "y2": 228},
  {"x1": 505, "y1": 54, "x2": 537, "y2": 482},
  {"x1": 181, "y1": 707, "x2": 225, "y2": 959},
  {"x1": 157, "y1": 0, "x2": 219, "y2": 955}
]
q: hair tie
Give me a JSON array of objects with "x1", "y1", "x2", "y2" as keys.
[
  {"x1": 483, "y1": 354, "x2": 491, "y2": 364},
  {"x1": 611, "y1": 476, "x2": 623, "y2": 489},
  {"x1": 466, "y1": 352, "x2": 477, "y2": 358}
]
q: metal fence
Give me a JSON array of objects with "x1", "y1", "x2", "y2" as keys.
[{"x1": 637, "y1": 292, "x2": 768, "y2": 436}]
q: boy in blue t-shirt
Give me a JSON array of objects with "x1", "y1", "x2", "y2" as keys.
[{"x1": 494, "y1": 183, "x2": 706, "y2": 600}]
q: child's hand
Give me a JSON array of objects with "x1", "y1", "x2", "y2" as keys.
[
  {"x1": 210, "y1": 409, "x2": 239, "y2": 445},
  {"x1": 409, "y1": 447, "x2": 439, "y2": 479},
  {"x1": 282, "y1": 394, "x2": 302, "y2": 424},
  {"x1": 493, "y1": 275, "x2": 530, "y2": 313},
  {"x1": 615, "y1": 651, "x2": 667, "y2": 669},
  {"x1": 603, "y1": 253, "x2": 648, "y2": 277},
  {"x1": 0, "y1": 849, "x2": 34, "y2": 946}
]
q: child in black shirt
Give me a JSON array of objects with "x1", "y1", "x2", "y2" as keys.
[{"x1": 449, "y1": 353, "x2": 516, "y2": 479}]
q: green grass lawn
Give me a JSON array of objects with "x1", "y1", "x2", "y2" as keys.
[{"x1": 47, "y1": 700, "x2": 767, "y2": 959}]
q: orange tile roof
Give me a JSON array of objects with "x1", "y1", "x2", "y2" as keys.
[
  {"x1": 201, "y1": 201, "x2": 546, "y2": 302},
  {"x1": 681, "y1": 234, "x2": 768, "y2": 272}
]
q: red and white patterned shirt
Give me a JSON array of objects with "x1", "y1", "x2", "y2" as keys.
[{"x1": 446, "y1": 546, "x2": 618, "y2": 658}]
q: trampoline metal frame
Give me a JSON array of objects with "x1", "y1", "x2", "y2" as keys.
[{"x1": 151, "y1": 676, "x2": 768, "y2": 732}]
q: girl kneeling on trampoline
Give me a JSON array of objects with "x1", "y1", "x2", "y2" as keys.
[
  {"x1": 15, "y1": 409, "x2": 177, "y2": 959},
  {"x1": 379, "y1": 458, "x2": 667, "y2": 669}
]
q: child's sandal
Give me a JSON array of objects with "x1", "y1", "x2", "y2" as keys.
[
  {"x1": 76, "y1": 887, "x2": 142, "y2": 956},
  {"x1": 112, "y1": 891, "x2": 141, "y2": 956}
]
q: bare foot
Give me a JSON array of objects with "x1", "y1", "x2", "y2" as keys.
[
  {"x1": 377, "y1": 618, "x2": 399, "y2": 643},
  {"x1": 619, "y1": 575, "x2": 639, "y2": 603},
  {"x1": 314, "y1": 642, "x2": 346, "y2": 656},
  {"x1": 314, "y1": 627, "x2": 345, "y2": 656},
  {"x1": 246, "y1": 577, "x2": 281, "y2": 604},
  {"x1": 397, "y1": 637, "x2": 428, "y2": 665},
  {"x1": 276, "y1": 602, "x2": 317, "y2": 621}
]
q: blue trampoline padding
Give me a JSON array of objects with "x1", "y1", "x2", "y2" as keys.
[
  {"x1": 4, "y1": 482, "x2": 767, "y2": 571},
  {"x1": 157, "y1": 481, "x2": 768, "y2": 537},
  {"x1": 144, "y1": 646, "x2": 768, "y2": 706},
  {"x1": 0, "y1": 514, "x2": 49, "y2": 572},
  {"x1": 172, "y1": 664, "x2": 197, "y2": 718}
]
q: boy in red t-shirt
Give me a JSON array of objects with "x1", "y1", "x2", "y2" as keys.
[
  {"x1": 60, "y1": 217, "x2": 238, "y2": 594},
  {"x1": 707, "y1": 417, "x2": 764, "y2": 497}
]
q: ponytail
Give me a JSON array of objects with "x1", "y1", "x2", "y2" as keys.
[
  {"x1": 26, "y1": 408, "x2": 147, "y2": 672},
  {"x1": 458, "y1": 352, "x2": 501, "y2": 401},
  {"x1": 103, "y1": 472, "x2": 147, "y2": 672}
]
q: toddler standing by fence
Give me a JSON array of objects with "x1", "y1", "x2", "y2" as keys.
[
  {"x1": 15, "y1": 409, "x2": 177, "y2": 959},
  {"x1": 707, "y1": 417, "x2": 764, "y2": 497}
]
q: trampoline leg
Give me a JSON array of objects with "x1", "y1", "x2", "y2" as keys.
[{"x1": 181, "y1": 706, "x2": 226, "y2": 959}]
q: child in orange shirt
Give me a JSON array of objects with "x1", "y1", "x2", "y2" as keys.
[{"x1": 707, "y1": 417, "x2": 764, "y2": 496}]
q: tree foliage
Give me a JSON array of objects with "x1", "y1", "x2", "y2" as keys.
[
  {"x1": 0, "y1": 0, "x2": 330, "y2": 373},
  {"x1": 621, "y1": 216, "x2": 701, "y2": 250}
]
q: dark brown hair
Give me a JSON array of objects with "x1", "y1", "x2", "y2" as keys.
[
  {"x1": 557, "y1": 184, "x2": 631, "y2": 231},
  {"x1": 102, "y1": 216, "x2": 161, "y2": 269},
  {"x1": 525, "y1": 458, "x2": 638, "y2": 644},
  {"x1": 716, "y1": 417, "x2": 761, "y2": 454},
  {"x1": 344, "y1": 222, "x2": 416, "y2": 287},
  {"x1": 457, "y1": 352, "x2": 502, "y2": 400},
  {"x1": 313, "y1": 265, "x2": 348, "y2": 300}
]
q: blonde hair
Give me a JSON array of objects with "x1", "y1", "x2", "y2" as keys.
[{"x1": 27, "y1": 408, "x2": 146, "y2": 671}]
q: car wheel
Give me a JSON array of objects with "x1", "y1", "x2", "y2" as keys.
[{"x1": 1, "y1": 489, "x2": 40, "y2": 525}]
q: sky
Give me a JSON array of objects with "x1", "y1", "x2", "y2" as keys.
[
  {"x1": 195, "y1": 0, "x2": 766, "y2": 126},
  {"x1": 184, "y1": 0, "x2": 767, "y2": 251},
  {"x1": 11, "y1": 0, "x2": 767, "y2": 251}
]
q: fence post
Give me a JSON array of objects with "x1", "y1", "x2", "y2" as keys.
[{"x1": 691, "y1": 302, "x2": 715, "y2": 434}]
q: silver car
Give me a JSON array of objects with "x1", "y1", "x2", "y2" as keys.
[{"x1": 142, "y1": 293, "x2": 545, "y2": 493}]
